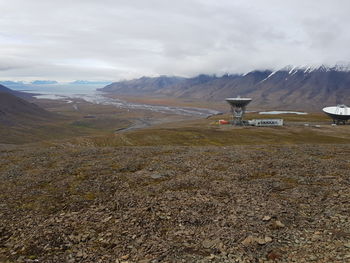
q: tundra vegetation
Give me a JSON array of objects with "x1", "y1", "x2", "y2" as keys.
[{"x1": 1, "y1": 97, "x2": 350, "y2": 262}]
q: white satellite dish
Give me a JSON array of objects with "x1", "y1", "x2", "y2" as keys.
[
  {"x1": 322, "y1": 104, "x2": 350, "y2": 124},
  {"x1": 225, "y1": 97, "x2": 252, "y2": 125},
  {"x1": 225, "y1": 97, "x2": 252, "y2": 108}
]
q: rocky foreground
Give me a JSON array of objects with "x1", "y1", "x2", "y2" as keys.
[{"x1": 0, "y1": 143, "x2": 350, "y2": 262}]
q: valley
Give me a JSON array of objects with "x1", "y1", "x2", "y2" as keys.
[{"x1": 0, "y1": 80, "x2": 349, "y2": 263}]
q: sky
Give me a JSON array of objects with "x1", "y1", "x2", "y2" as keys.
[{"x1": 0, "y1": 0, "x2": 350, "y2": 81}]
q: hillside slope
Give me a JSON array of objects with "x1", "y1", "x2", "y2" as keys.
[
  {"x1": 0, "y1": 85, "x2": 68, "y2": 144},
  {"x1": 0, "y1": 83, "x2": 33, "y2": 99},
  {"x1": 0, "y1": 86, "x2": 54, "y2": 126},
  {"x1": 102, "y1": 76, "x2": 186, "y2": 95},
  {"x1": 100, "y1": 66, "x2": 350, "y2": 111}
]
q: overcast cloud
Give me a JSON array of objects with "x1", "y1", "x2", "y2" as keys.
[{"x1": 0, "y1": 0, "x2": 350, "y2": 81}]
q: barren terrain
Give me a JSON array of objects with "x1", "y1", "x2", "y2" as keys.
[
  {"x1": 1, "y1": 143, "x2": 350, "y2": 262},
  {"x1": 1, "y1": 97, "x2": 350, "y2": 262}
]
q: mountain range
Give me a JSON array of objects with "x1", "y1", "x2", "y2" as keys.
[
  {"x1": 31, "y1": 80, "x2": 58, "y2": 85},
  {"x1": 100, "y1": 65, "x2": 350, "y2": 111}
]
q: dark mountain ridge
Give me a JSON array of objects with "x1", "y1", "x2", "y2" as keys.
[
  {"x1": 102, "y1": 75, "x2": 186, "y2": 95},
  {"x1": 0, "y1": 82, "x2": 34, "y2": 99},
  {"x1": 0, "y1": 84, "x2": 54, "y2": 126},
  {"x1": 100, "y1": 66, "x2": 350, "y2": 111}
]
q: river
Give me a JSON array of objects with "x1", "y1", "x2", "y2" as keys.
[{"x1": 13, "y1": 83, "x2": 221, "y2": 118}]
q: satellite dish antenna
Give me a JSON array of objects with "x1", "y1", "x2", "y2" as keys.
[
  {"x1": 225, "y1": 97, "x2": 252, "y2": 125},
  {"x1": 322, "y1": 104, "x2": 350, "y2": 124}
]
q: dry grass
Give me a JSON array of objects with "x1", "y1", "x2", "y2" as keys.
[
  {"x1": 87, "y1": 115, "x2": 350, "y2": 147},
  {"x1": 1, "y1": 96, "x2": 346, "y2": 146}
]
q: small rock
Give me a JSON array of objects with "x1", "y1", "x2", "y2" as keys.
[
  {"x1": 257, "y1": 238, "x2": 266, "y2": 245},
  {"x1": 102, "y1": 216, "x2": 112, "y2": 223},
  {"x1": 309, "y1": 255, "x2": 317, "y2": 261},
  {"x1": 202, "y1": 239, "x2": 217, "y2": 249},
  {"x1": 257, "y1": 236, "x2": 273, "y2": 245},
  {"x1": 264, "y1": 236, "x2": 273, "y2": 243},
  {"x1": 242, "y1": 235, "x2": 272, "y2": 246},
  {"x1": 120, "y1": 254, "x2": 129, "y2": 260},
  {"x1": 274, "y1": 220, "x2": 285, "y2": 228},
  {"x1": 202, "y1": 239, "x2": 212, "y2": 248},
  {"x1": 150, "y1": 173, "x2": 166, "y2": 179},
  {"x1": 242, "y1": 236, "x2": 256, "y2": 246},
  {"x1": 345, "y1": 243, "x2": 350, "y2": 248},
  {"x1": 263, "y1": 216, "x2": 271, "y2": 221}
]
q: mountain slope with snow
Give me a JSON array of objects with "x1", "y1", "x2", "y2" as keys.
[{"x1": 100, "y1": 65, "x2": 350, "y2": 111}]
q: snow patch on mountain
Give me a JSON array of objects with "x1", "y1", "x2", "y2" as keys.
[{"x1": 259, "y1": 71, "x2": 277, "y2": 83}]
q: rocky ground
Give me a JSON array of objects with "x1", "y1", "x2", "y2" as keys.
[{"x1": 0, "y1": 143, "x2": 350, "y2": 262}]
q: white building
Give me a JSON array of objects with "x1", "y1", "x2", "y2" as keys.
[{"x1": 248, "y1": 119, "x2": 283, "y2": 127}]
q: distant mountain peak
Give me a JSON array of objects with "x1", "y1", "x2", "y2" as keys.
[
  {"x1": 243, "y1": 63, "x2": 350, "y2": 77},
  {"x1": 0, "y1": 80, "x2": 25, "y2": 86},
  {"x1": 283, "y1": 63, "x2": 350, "y2": 74},
  {"x1": 331, "y1": 63, "x2": 350, "y2": 72},
  {"x1": 31, "y1": 80, "x2": 58, "y2": 85},
  {"x1": 69, "y1": 80, "x2": 112, "y2": 85}
]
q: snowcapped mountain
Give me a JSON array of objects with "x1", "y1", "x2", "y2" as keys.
[{"x1": 100, "y1": 64, "x2": 350, "y2": 111}]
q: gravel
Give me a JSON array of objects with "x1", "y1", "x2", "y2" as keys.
[{"x1": 0, "y1": 143, "x2": 349, "y2": 262}]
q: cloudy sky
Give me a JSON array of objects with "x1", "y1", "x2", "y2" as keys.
[{"x1": 0, "y1": 0, "x2": 350, "y2": 81}]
